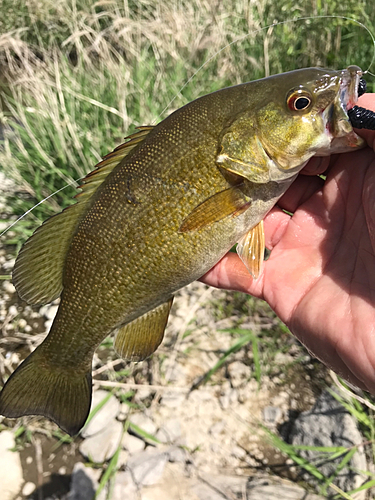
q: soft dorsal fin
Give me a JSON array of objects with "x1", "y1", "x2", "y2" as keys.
[{"x1": 12, "y1": 126, "x2": 154, "y2": 305}]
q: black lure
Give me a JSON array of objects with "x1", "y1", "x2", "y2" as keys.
[{"x1": 347, "y1": 77, "x2": 375, "y2": 130}]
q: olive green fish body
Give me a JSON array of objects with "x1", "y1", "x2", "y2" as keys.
[{"x1": 0, "y1": 66, "x2": 365, "y2": 435}]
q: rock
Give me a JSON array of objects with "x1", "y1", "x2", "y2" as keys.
[
  {"x1": 123, "y1": 433, "x2": 145, "y2": 454},
  {"x1": 2, "y1": 281, "x2": 15, "y2": 294},
  {"x1": 68, "y1": 462, "x2": 106, "y2": 500},
  {"x1": 81, "y1": 390, "x2": 121, "y2": 438},
  {"x1": 289, "y1": 389, "x2": 367, "y2": 497},
  {"x1": 111, "y1": 471, "x2": 137, "y2": 500},
  {"x1": 231, "y1": 445, "x2": 246, "y2": 459},
  {"x1": 274, "y1": 352, "x2": 294, "y2": 365},
  {"x1": 227, "y1": 361, "x2": 251, "y2": 388},
  {"x1": 117, "y1": 404, "x2": 130, "y2": 422},
  {"x1": 117, "y1": 449, "x2": 129, "y2": 468},
  {"x1": 80, "y1": 420, "x2": 123, "y2": 463},
  {"x1": 192, "y1": 474, "x2": 247, "y2": 500},
  {"x1": 2, "y1": 258, "x2": 15, "y2": 272},
  {"x1": 22, "y1": 481, "x2": 36, "y2": 497},
  {"x1": 129, "y1": 413, "x2": 157, "y2": 437},
  {"x1": 219, "y1": 388, "x2": 238, "y2": 409},
  {"x1": 247, "y1": 478, "x2": 324, "y2": 499},
  {"x1": 38, "y1": 304, "x2": 56, "y2": 319},
  {"x1": 208, "y1": 420, "x2": 226, "y2": 436},
  {"x1": 155, "y1": 418, "x2": 182, "y2": 444},
  {"x1": 0, "y1": 431, "x2": 24, "y2": 500},
  {"x1": 262, "y1": 406, "x2": 283, "y2": 425},
  {"x1": 127, "y1": 448, "x2": 168, "y2": 487},
  {"x1": 166, "y1": 364, "x2": 188, "y2": 385},
  {"x1": 167, "y1": 446, "x2": 187, "y2": 463},
  {"x1": 45, "y1": 304, "x2": 59, "y2": 321},
  {"x1": 160, "y1": 390, "x2": 186, "y2": 408},
  {"x1": 7, "y1": 304, "x2": 18, "y2": 317}
]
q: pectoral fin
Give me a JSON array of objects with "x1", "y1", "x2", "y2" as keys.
[
  {"x1": 179, "y1": 186, "x2": 251, "y2": 233},
  {"x1": 114, "y1": 298, "x2": 174, "y2": 361},
  {"x1": 236, "y1": 220, "x2": 265, "y2": 279}
]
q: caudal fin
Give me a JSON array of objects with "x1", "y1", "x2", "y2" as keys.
[{"x1": 0, "y1": 346, "x2": 92, "y2": 436}]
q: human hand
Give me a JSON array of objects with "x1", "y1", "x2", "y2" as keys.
[{"x1": 201, "y1": 94, "x2": 375, "y2": 393}]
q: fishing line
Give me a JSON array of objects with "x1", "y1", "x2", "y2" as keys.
[
  {"x1": 0, "y1": 184, "x2": 75, "y2": 238},
  {"x1": 159, "y1": 14, "x2": 375, "y2": 118},
  {"x1": 1, "y1": 14, "x2": 374, "y2": 240}
]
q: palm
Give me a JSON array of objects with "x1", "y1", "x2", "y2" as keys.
[
  {"x1": 264, "y1": 145, "x2": 375, "y2": 392},
  {"x1": 201, "y1": 110, "x2": 375, "y2": 393}
]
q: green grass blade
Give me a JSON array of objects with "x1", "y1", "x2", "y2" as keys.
[
  {"x1": 128, "y1": 422, "x2": 160, "y2": 444},
  {"x1": 95, "y1": 422, "x2": 128, "y2": 499},
  {"x1": 83, "y1": 391, "x2": 114, "y2": 431},
  {"x1": 192, "y1": 331, "x2": 254, "y2": 388},
  {"x1": 251, "y1": 335, "x2": 261, "y2": 388}
]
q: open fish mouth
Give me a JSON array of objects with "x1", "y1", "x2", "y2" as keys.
[
  {"x1": 340, "y1": 66, "x2": 375, "y2": 131},
  {"x1": 320, "y1": 66, "x2": 375, "y2": 154},
  {"x1": 339, "y1": 65, "x2": 363, "y2": 112}
]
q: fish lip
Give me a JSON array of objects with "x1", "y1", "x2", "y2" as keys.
[
  {"x1": 323, "y1": 66, "x2": 362, "y2": 136},
  {"x1": 339, "y1": 65, "x2": 362, "y2": 112},
  {"x1": 324, "y1": 66, "x2": 362, "y2": 124},
  {"x1": 318, "y1": 66, "x2": 365, "y2": 153}
]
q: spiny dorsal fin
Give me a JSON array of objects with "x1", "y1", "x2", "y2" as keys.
[
  {"x1": 114, "y1": 298, "x2": 174, "y2": 362},
  {"x1": 12, "y1": 126, "x2": 154, "y2": 305}
]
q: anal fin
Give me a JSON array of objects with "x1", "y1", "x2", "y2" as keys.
[
  {"x1": 236, "y1": 220, "x2": 265, "y2": 279},
  {"x1": 114, "y1": 298, "x2": 174, "y2": 362}
]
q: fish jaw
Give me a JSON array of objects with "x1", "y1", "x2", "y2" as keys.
[{"x1": 318, "y1": 65, "x2": 365, "y2": 155}]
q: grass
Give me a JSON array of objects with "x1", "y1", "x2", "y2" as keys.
[
  {"x1": 1, "y1": 0, "x2": 375, "y2": 243},
  {"x1": 1, "y1": 1, "x2": 375, "y2": 499},
  {"x1": 263, "y1": 379, "x2": 375, "y2": 499}
]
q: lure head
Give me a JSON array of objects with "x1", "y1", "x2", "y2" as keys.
[{"x1": 254, "y1": 65, "x2": 365, "y2": 171}]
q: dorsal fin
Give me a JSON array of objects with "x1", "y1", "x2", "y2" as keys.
[{"x1": 12, "y1": 126, "x2": 154, "y2": 305}]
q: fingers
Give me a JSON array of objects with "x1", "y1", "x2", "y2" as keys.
[
  {"x1": 355, "y1": 94, "x2": 375, "y2": 150},
  {"x1": 276, "y1": 174, "x2": 324, "y2": 214},
  {"x1": 300, "y1": 155, "x2": 331, "y2": 176},
  {"x1": 358, "y1": 93, "x2": 375, "y2": 112},
  {"x1": 199, "y1": 205, "x2": 294, "y2": 293},
  {"x1": 199, "y1": 252, "x2": 265, "y2": 298}
]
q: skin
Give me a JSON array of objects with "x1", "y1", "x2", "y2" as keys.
[{"x1": 201, "y1": 93, "x2": 375, "y2": 394}]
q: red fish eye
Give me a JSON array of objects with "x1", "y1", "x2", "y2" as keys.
[{"x1": 287, "y1": 92, "x2": 312, "y2": 111}]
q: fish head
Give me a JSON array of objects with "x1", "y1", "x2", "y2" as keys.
[{"x1": 255, "y1": 65, "x2": 365, "y2": 172}]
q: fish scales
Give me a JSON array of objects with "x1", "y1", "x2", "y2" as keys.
[
  {"x1": 56, "y1": 82, "x2": 274, "y2": 360},
  {"x1": 0, "y1": 66, "x2": 368, "y2": 435}
]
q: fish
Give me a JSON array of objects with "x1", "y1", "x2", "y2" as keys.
[{"x1": 0, "y1": 65, "x2": 367, "y2": 436}]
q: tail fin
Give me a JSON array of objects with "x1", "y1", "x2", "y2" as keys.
[{"x1": 0, "y1": 346, "x2": 92, "y2": 436}]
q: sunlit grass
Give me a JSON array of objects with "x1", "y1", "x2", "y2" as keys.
[{"x1": 1, "y1": 0, "x2": 374, "y2": 243}]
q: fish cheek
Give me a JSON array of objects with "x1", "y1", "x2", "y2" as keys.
[
  {"x1": 216, "y1": 115, "x2": 272, "y2": 184},
  {"x1": 257, "y1": 105, "x2": 326, "y2": 169}
]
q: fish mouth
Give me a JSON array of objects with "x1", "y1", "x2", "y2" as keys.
[
  {"x1": 321, "y1": 65, "x2": 365, "y2": 153},
  {"x1": 339, "y1": 65, "x2": 362, "y2": 112}
]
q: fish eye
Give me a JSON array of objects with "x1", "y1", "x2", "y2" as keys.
[{"x1": 286, "y1": 90, "x2": 312, "y2": 112}]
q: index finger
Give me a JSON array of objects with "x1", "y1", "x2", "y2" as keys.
[{"x1": 356, "y1": 93, "x2": 375, "y2": 149}]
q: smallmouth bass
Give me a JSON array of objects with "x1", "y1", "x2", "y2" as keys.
[{"x1": 0, "y1": 66, "x2": 368, "y2": 435}]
